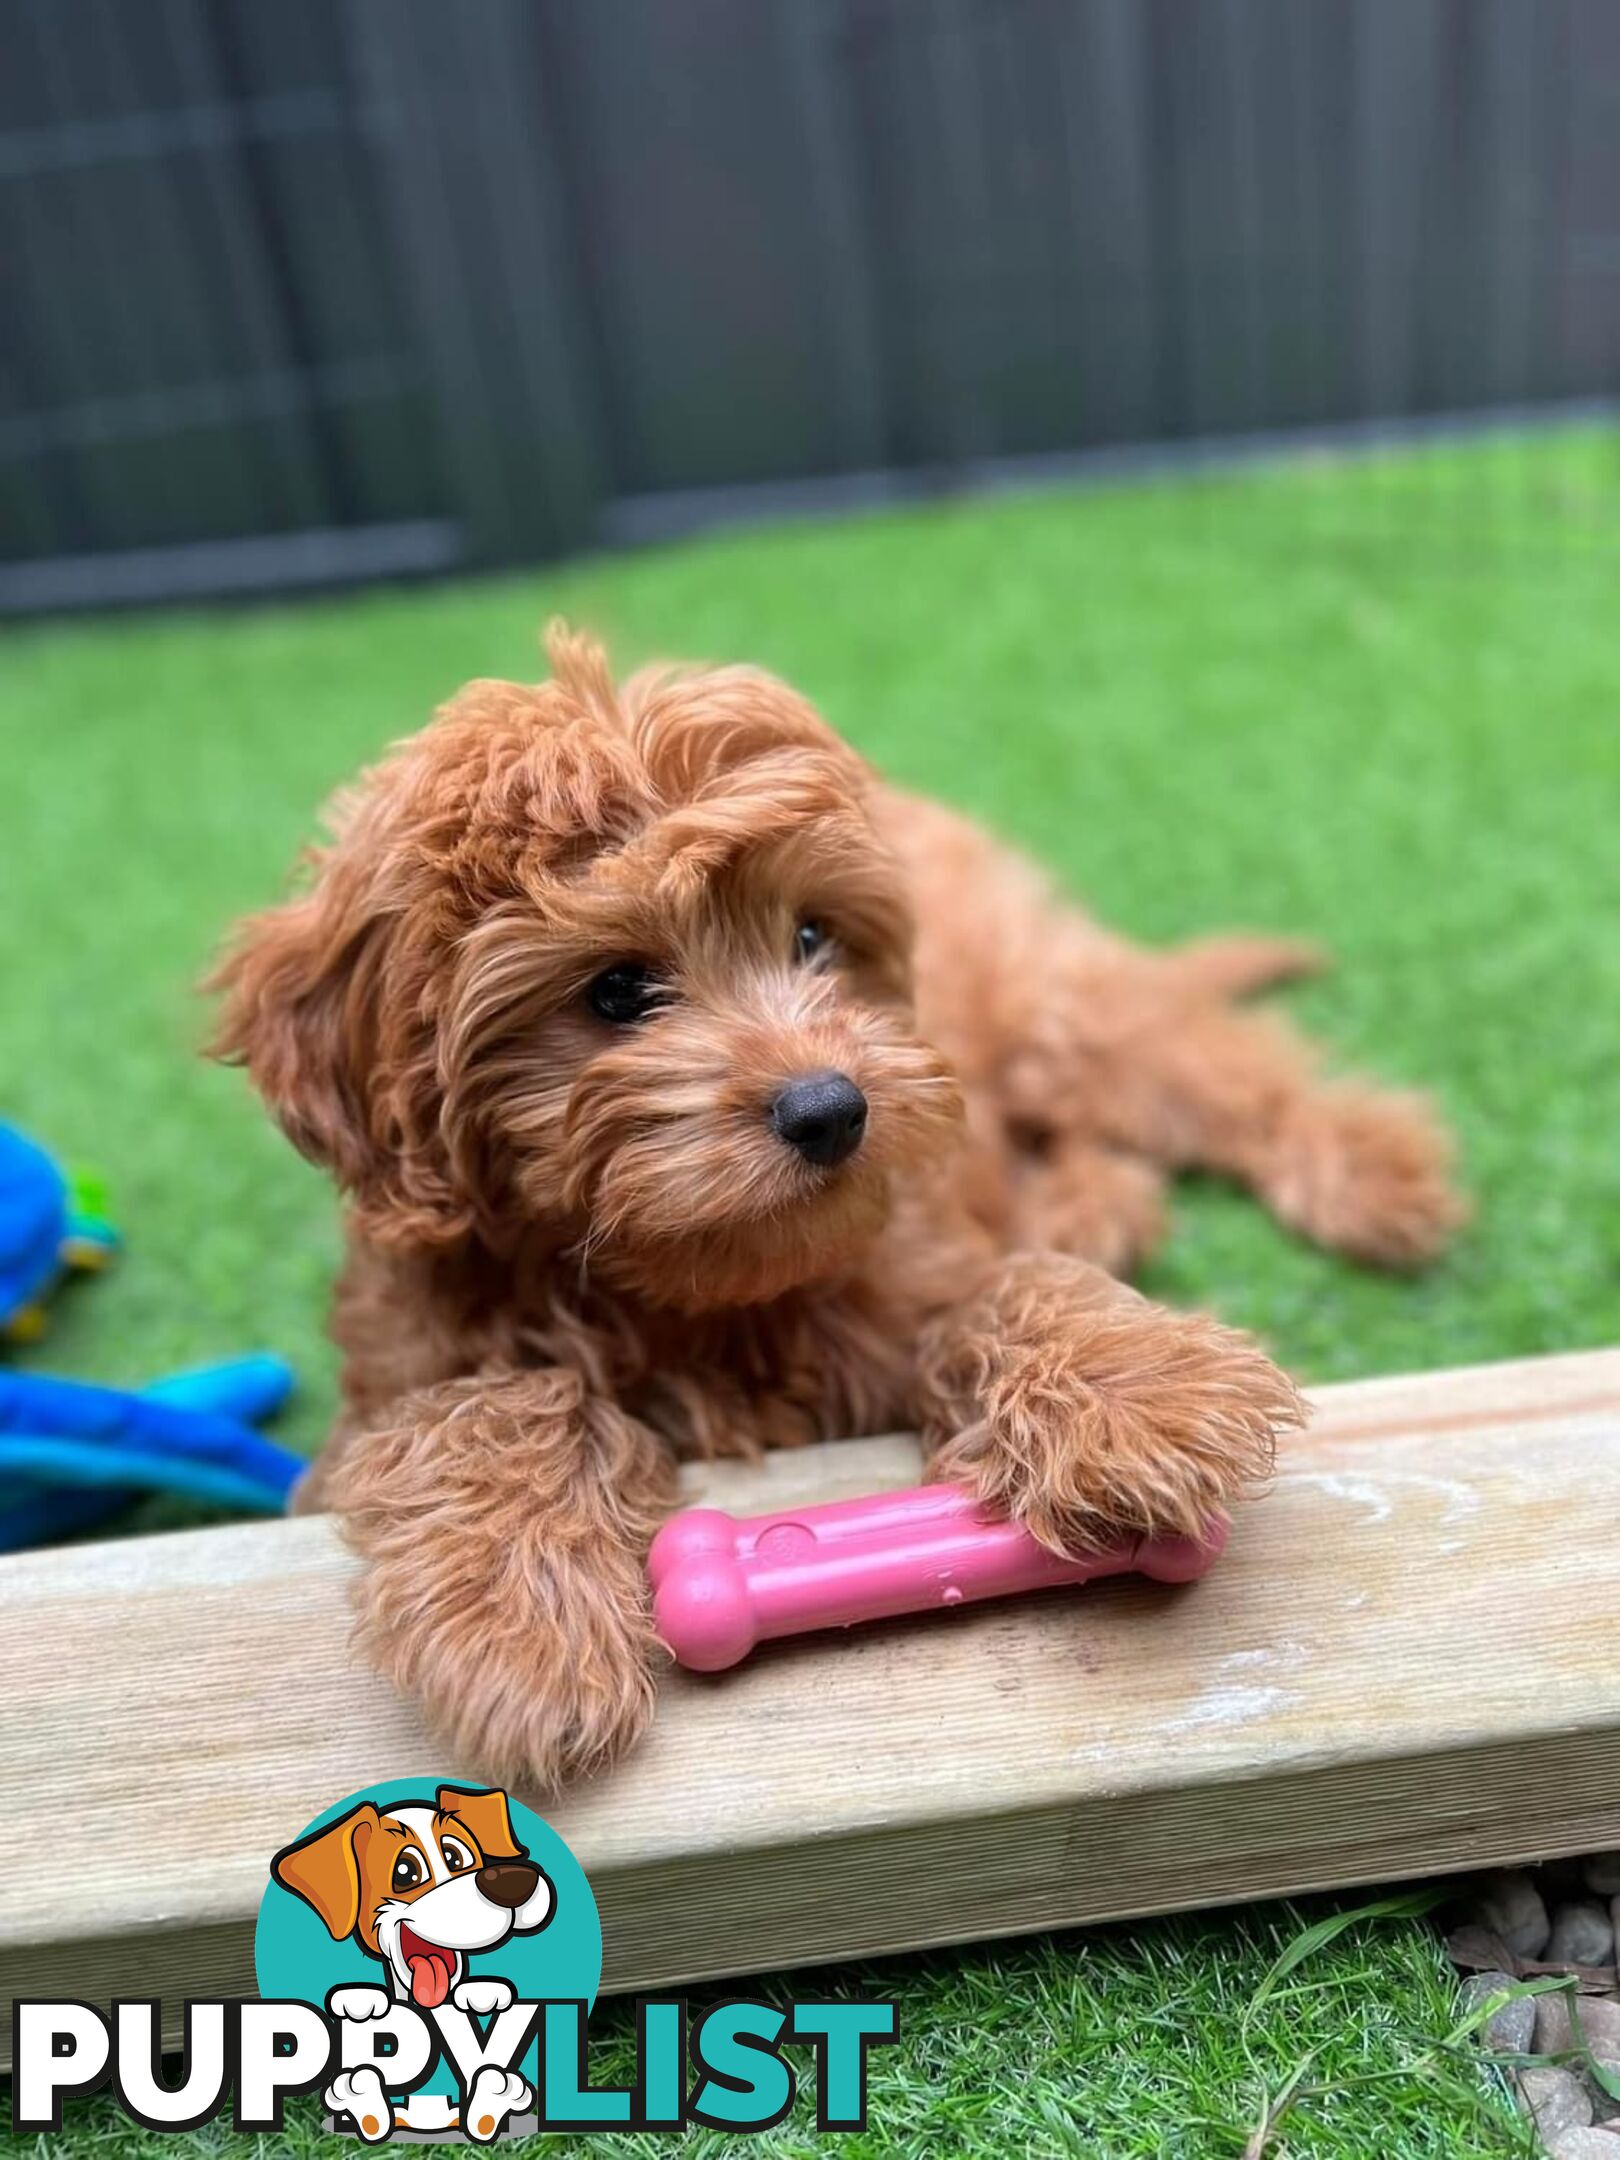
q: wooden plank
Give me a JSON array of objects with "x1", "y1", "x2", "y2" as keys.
[{"x1": 2, "y1": 1348, "x2": 1618, "y2": 2067}]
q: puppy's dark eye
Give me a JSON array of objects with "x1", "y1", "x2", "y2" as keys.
[
  {"x1": 794, "y1": 920, "x2": 829, "y2": 964},
  {"x1": 587, "y1": 963, "x2": 659, "y2": 1024},
  {"x1": 440, "y1": 1838, "x2": 474, "y2": 1875},
  {"x1": 391, "y1": 1852, "x2": 424, "y2": 1894}
]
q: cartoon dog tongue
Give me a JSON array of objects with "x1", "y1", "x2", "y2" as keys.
[{"x1": 401, "y1": 1931, "x2": 455, "y2": 2008}]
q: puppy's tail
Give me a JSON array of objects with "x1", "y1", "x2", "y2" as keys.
[{"x1": 1165, "y1": 933, "x2": 1330, "y2": 1001}]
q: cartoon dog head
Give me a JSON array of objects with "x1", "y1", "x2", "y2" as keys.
[{"x1": 271, "y1": 1786, "x2": 555, "y2": 2007}]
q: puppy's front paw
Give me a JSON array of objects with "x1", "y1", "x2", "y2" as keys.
[
  {"x1": 330, "y1": 1375, "x2": 673, "y2": 1796},
  {"x1": 452, "y1": 1976, "x2": 515, "y2": 2016},
  {"x1": 464, "y1": 2066, "x2": 532, "y2": 2144},
  {"x1": 354, "y1": 1538, "x2": 659, "y2": 1795},
  {"x1": 325, "y1": 2067, "x2": 392, "y2": 2143},
  {"x1": 328, "y1": 1984, "x2": 390, "y2": 2023},
  {"x1": 1270, "y1": 1084, "x2": 1466, "y2": 1268},
  {"x1": 929, "y1": 1271, "x2": 1301, "y2": 1552}
]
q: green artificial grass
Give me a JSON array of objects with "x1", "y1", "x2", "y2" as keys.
[
  {"x1": 0, "y1": 1905, "x2": 1540, "y2": 2159},
  {"x1": 7, "y1": 424, "x2": 1619, "y2": 2154}
]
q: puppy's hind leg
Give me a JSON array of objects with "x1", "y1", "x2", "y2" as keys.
[
  {"x1": 1089, "y1": 996, "x2": 1466, "y2": 1270},
  {"x1": 1009, "y1": 1141, "x2": 1170, "y2": 1279},
  {"x1": 322, "y1": 1370, "x2": 676, "y2": 1791}
]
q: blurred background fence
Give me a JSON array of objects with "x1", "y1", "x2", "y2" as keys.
[{"x1": 4, "y1": 0, "x2": 1619, "y2": 614}]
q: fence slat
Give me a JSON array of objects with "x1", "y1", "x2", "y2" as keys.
[
  {"x1": 342, "y1": 0, "x2": 600, "y2": 560},
  {"x1": 1, "y1": 0, "x2": 1615, "y2": 593},
  {"x1": 6, "y1": 0, "x2": 275, "y2": 549},
  {"x1": 1049, "y1": 0, "x2": 1162, "y2": 446},
  {"x1": 1560, "y1": 0, "x2": 1620, "y2": 397},
  {"x1": 148, "y1": 0, "x2": 331, "y2": 530},
  {"x1": 549, "y1": 0, "x2": 870, "y2": 493},
  {"x1": 1350, "y1": 0, "x2": 1446, "y2": 420},
  {"x1": 208, "y1": 0, "x2": 443, "y2": 529},
  {"x1": 780, "y1": 0, "x2": 890, "y2": 473}
]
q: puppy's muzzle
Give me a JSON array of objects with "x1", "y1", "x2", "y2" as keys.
[
  {"x1": 771, "y1": 1071, "x2": 868, "y2": 1168},
  {"x1": 476, "y1": 1861, "x2": 542, "y2": 1909}
]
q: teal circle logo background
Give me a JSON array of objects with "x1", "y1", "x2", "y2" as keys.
[{"x1": 254, "y1": 1779, "x2": 601, "y2": 2097}]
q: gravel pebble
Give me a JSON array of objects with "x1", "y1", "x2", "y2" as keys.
[
  {"x1": 1536, "y1": 1992, "x2": 1620, "y2": 2064},
  {"x1": 1477, "y1": 1868, "x2": 1552, "y2": 1959},
  {"x1": 1545, "y1": 2132, "x2": 1620, "y2": 2159},
  {"x1": 1461, "y1": 1970, "x2": 1536, "y2": 2054},
  {"x1": 1521, "y1": 2065, "x2": 1596, "y2": 2139},
  {"x1": 1550, "y1": 1902, "x2": 1619, "y2": 1968},
  {"x1": 1585, "y1": 1855, "x2": 1620, "y2": 1898},
  {"x1": 1538, "y1": 1994, "x2": 1620, "y2": 2122}
]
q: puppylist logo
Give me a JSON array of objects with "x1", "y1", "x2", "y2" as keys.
[{"x1": 10, "y1": 1778, "x2": 898, "y2": 2142}]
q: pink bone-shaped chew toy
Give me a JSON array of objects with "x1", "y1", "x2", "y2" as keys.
[{"x1": 649, "y1": 1482, "x2": 1227, "y2": 1672}]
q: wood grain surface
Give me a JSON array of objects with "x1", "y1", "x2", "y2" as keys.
[{"x1": 3, "y1": 1347, "x2": 1617, "y2": 2064}]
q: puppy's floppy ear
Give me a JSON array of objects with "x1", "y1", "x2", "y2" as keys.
[
  {"x1": 207, "y1": 849, "x2": 472, "y2": 1248},
  {"x1": 270, "y1": 1802, "x2": 380, "y2": 1939},
  {"x1": 436, "y1": 1785, "x2": 524, "y2": 1862},
  {"x1": 207, "y1": 855, "x2": 381, "y2": 1187}
]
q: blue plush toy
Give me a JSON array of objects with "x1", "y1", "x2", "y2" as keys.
[
  {"x1": 0, "y1": 1358, "x2": 303, "y2": 1551},
  {"x1": 0, "y1": 1120, "x2": 118, "y2": 1342},
  {"x1": 0, "y1": 1119, "x2": 304, "y2": 1551}
]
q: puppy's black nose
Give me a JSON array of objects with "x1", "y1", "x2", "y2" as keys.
[
  {"x1": 476, "y1": 1861, "x2": 540, "y2": 1909},
  {"x1": 771, "y1": 1071, "x2": 868, "y2": 1168}
]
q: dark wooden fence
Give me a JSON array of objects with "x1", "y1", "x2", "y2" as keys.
[{"x1": 4, "y1": 0, "x2": 1619, "y2": 611}]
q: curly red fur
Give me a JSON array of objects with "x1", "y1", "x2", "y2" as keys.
[{"x1": 210, "y1": 622, "x2": 1464, "y2": 1789}]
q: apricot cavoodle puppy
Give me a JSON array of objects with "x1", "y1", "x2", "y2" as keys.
[{"x1": 212, "y1": 623, "x2": 1462, "y2": 1788}]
